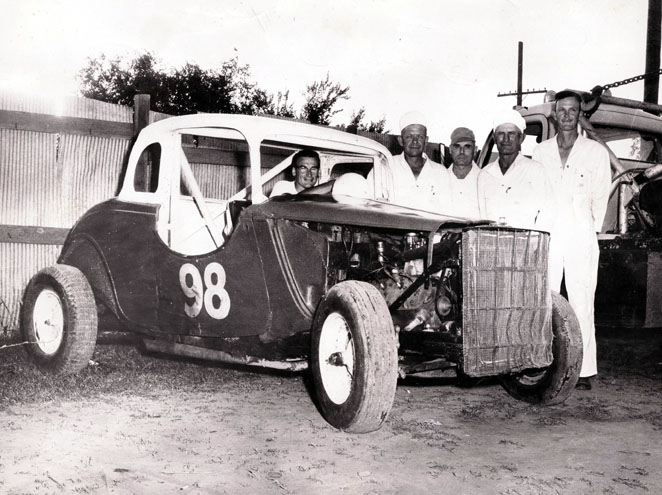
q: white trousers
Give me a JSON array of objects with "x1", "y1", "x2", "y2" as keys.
[{"x1": 549, "y1": 235, "x2": 600, "y2": 378}]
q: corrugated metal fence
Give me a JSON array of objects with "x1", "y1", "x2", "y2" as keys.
[{"x1": 0, "y1": 91, "x2": 137, "y2": 336}]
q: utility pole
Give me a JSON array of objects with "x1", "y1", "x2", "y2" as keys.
[
  {"x1": 644, "y1": 0, "x2": 661, "y2": 104},
  {"x1": 517, "y1": 42, "x2": 523, "y2": 106}
]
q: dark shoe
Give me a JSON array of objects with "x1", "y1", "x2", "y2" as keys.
[{"x1": 575, "y1": 377, "x2": 592, "y2": 390}]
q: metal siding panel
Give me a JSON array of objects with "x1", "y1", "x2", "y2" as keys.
[
  {"x1": 0, "y1": 129, "x2": 60, "y2": 226},
  {"x1": 59, "y1": 134, "x2": 130, "y2": 225},
  {"x1": 0, "y1": 243, "x2": 61, "y2": 332},
  {"x1": 0, "y1": 90, "x2": 132, "y2": 122},
  {"x1": 149, "y1": 111, "x2": 172, "y2": 124},
  {"x1": 0, "y1": 94, "x2": 135, "y2": 337},
  {"x1": 190, "y1": 163, "x2": 246, "y2": 200}
]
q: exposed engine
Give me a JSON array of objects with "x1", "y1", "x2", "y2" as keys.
[{"x1": 323, "y1": 225, "x2": 463, "y2": 337}]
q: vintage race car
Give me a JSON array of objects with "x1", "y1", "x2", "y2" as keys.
[{"x1": 22, "y1": 114, "x2": 582, "y2": 433}]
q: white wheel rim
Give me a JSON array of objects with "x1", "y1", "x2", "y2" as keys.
[
  {"x1": 32, "y1": 289, "x2": 64, "y2": 355},
  {"x1": 318, "y1": 312, "x2": 354, "y2": 404}
]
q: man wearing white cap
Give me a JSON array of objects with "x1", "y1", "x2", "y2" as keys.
[
  {"x1": 378, "y1": 111, "x2": 450, "y2": 212},
  {"x1": 477, "y1": 109, "x2": 552, "y2": 231},
  {"x1": 446, "y1": 127, "x2": 481, "y2": 218},
  {"x1": 532, "y1": 90, "x2": 611, "y2": 391}
]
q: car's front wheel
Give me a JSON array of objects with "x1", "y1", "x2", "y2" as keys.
[
  {"x1": 501, "y1": 291, "x2": 583, "y2": 404},
  {"x1": 311, "y1": 281, "x2": 398, "y2": 433},
  {"x1": 21, "y1": 264, "x2": 98, "y2": 374}
]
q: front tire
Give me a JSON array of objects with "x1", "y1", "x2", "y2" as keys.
[
  {"x1": 501, "y1": 291, "x2": 582, "y2": 405},
  {"x1": 311, "y1": 281, "x2": 398, "y2": 433},
  {"x1": 21, "y1": 264, "x2": 98, "y2": 374}
]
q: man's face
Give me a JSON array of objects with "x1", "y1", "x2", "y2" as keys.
[
  {"x1": 293, "y1": 156, "x2": 320, "y2": 190},
  {"x1": 494, "y1": 124, "x2": 524, "y2": 157},
  {"x1": 399, "y1": 124, "x2": 428, "y2": 158},
  {"x1": 450, "y1": 140, "x2": 475, "y2": 168},
  {"x1": 555, "y1": 96, "x2": 581, "y2": 132}
]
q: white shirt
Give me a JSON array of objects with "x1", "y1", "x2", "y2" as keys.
[
  {"x1": 477, "y1": 153, "x2": 553, "y2": 231},
  {"x1": 270, "y1": 180, "x2": 298, "y2": 197},
  {"x1": 447, "y1": 162, "x2": 481, "y2": 218},
  {"x1": 384, "y1": 153, "x2": 450, "y2": 213},
  {"x1": 532, "y1": 133, "x2": 611, "y2": 236}
]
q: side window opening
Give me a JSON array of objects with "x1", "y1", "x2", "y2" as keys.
[
  {"x1": 520, "y1": 121, "x2": 543, "y2": 158},
  {"x1": 134, "y1": 143, "x2": 161, "y2": 192},
  {"x1": 260, "y1": 142, "x2": 300, "y2": 197},
  {"x1": 597, "y1": 129, "x2": 659, "y2": 165},
  {"x1": 329, "y1": 162, "x2": 373, "y2": 179},
  {"x1": 160, "y1": 134, "x2": 251, "y2": 256}
]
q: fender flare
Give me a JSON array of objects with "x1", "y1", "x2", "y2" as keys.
[{"x1": 58, "y1": 233, "x2": 125, "y2": 321}]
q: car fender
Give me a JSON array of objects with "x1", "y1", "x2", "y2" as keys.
[{"x1": 58, "y1": 232, "x2": 122, "y2": 320}]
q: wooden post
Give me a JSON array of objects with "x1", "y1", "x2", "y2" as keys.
[{"x1": 133, "y1": 94, "x2": 151, "y2": 137}]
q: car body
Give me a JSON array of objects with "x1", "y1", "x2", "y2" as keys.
[
  {"x1": 22, "y1": 114, "x2": 581, "y2": 433},
  {"x1": 476, "y1": 92, "x2": 662, "y2": 328}
]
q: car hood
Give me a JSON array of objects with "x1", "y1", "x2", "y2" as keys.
[{"x1": 252, "y1": 194, "x2": 490, "y2": 232}]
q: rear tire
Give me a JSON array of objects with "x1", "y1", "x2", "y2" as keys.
[
  {"x1": 21, "y1": 264, "x2": 98, "y2": 374},
  {"x1": 311, "y1": 281, "x2": 398, "y2": 433},
  {"x1": 501, "y1": 291, "x2": 582, "y2": 405}
]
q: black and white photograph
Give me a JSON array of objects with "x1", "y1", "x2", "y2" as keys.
[{"x1": 1, "y1": 1, "x2": 661, "y2": 493}]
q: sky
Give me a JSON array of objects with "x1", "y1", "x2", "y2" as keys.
[{"x1": 0, "y1": 0, "x2": 652, "y2": 144}]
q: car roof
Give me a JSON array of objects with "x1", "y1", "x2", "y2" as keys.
[
  {"x1": 141, "y1": 113, "x2": 391, "y2": 156},
  {"x1": 519, "y1": 102, "x2": 662, "y2": 135}
]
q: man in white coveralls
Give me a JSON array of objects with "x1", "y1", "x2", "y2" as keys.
[
  {"x1": 446, "y1": 126, "x2": 481, "y2": 218},
  {"x1": 532, "y1": 90, "x2": 611, "y2": 391},
  {"x1": 477, "y1": 109, "x2": 552, "y2": 231},
  {"x1": 375, "y1": 111, "x2": 450, "y2": 212}
]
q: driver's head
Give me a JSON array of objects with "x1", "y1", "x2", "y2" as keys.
[{"x1": 291, "y1": 149, "x2": 320, "y2": 192}]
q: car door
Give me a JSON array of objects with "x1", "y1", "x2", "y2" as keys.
[{"x1": 153, "y1": 130, "x2": 271, "y2": 337}]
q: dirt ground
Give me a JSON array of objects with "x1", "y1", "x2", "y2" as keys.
[{"x1": 1, "y1": 330, "x2": 662, "y2": 495}]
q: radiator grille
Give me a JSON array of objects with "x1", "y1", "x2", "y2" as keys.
[{"x1": 461, "y1": 227, "x2": 552, "y2": 377}]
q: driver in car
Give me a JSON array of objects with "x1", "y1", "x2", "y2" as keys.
[{"x1": 270, "y1": 149, "x2": 320, "y2": 197}]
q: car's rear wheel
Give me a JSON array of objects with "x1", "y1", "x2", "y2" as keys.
[
  {"x1": 501, "y1": 291, "x2": 583, "y2": 405},
  {"x1": 311, "y1": 281, "x2": 398, "y2": 433},
  {"x1": 22, "y1": 264, "x2": 98, "y2": 374}
]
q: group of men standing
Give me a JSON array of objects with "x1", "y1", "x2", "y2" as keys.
[{"x1": 394, "y1": 91, "x2": 611, "y2": 391}]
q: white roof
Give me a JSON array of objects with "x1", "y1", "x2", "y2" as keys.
[{"x1": 140, "y1": 113, "x2": 391, "y2": 156}]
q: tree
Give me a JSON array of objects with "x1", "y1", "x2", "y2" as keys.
[
  {"x1": 300, "y1": 73, "x2": 350, "y2": 125},
  {"x1": 79, "y1": 53, "x2": 378, "y2": 128},
  {"x1": 166, "y1": 61, "x2": 234, "y2": 115},
  {"x1": 348, "y1": 107, "x2": 387, "y2": 134},
  {"x1": 78, "y1": 52, "x2": 278, "y2": 116},
  {"x1": 273, "y1": 91, "x2": 296, "y2": 118},
  {"x1": 78, "y1": 53, "x2": 171, "y2": 112}
]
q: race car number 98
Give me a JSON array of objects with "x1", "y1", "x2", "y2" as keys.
[{"x1": 179, "y1": 262, "x2": 230, "y2": 319}]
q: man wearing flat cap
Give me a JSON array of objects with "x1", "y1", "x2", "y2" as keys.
[
  {"x1": 532, "y1": 90, "x2": 611, "y2": 391},
  {"x1": 477, "y1": 109, "x2": 552, "y2": 231},
  {"x1": 446, "y1": 127, "x2": 480, "y2": 218},
  {"x1": 381, "y1": 111, "x2": 450, "y2": 212}
]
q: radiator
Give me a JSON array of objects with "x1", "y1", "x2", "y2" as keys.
[{"x1": 461, "y1": 227, "x2": 553, "y2": 377}]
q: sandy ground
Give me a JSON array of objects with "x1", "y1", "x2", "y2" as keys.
[{"x1": 1, "y1": 333, "x2": 661, "y2": 495}]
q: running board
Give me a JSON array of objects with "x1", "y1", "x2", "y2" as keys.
[{"x1": 142, "y1": 339, "x2": 309, "y2": 372}]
